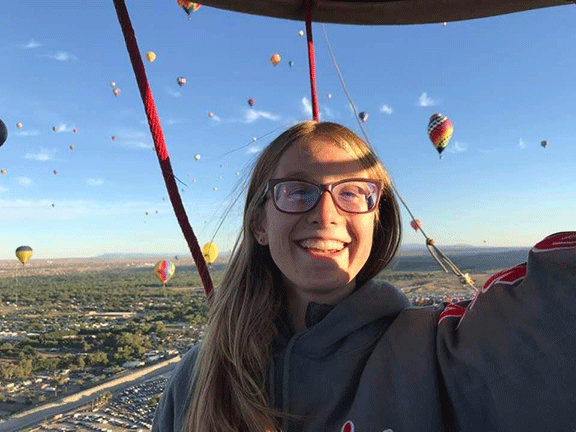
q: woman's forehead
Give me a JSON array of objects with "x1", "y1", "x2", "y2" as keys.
[{"x1": 272, "y1": 139, "x2": 368, "y2": 178}]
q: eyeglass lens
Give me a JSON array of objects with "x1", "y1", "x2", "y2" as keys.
[{"x1": 273, "y1": 180, "x2": 379, "y2": 213}]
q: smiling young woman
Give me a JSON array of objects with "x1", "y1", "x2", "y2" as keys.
[{"x1": 152, "y1": 121, "x2": 576, "y2": 432}]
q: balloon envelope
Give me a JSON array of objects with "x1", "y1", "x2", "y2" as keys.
[
  {"x1": 359, "y1": 112, "x2": 368, "y2": 122},
  {"x1": 202, "y1": 242, "x2": 219, "y2": 265},
  {"x1": 427, "y1": 113, "x2": 454, "y2": 155},
  {"x1": 270, "y1": 53, "x2": 281, "y2": 66},
  {"x1": 146, "y1": 51, "x2": 157, "y2": 63},
  {"x1": 154, "y1": 260, "x2": 176, "y2": 285},
  {"x1": 177, "y1": 77, "x2": 187, "y2": 87},
  {"x1": 541, "y1": 140, "x2": 548, "y2": 148},
  {"x1": 16, "y1": 121, "x2": 24, "y2": 130},
  {"x1": 410, "y1": 220, "x2": 422, "y2": 231},
  {"x1": 15, "y1": 246, "x2": 33, "y2": 265},
  {"x1": 177, "y1": 0, "x2": 201, "y2": 16},
  {"x1": 0, "y1": 119, "x2": 7, "y2": 147}
]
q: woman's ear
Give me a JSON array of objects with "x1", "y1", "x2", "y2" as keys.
[{"x1": 250, "y1": 214, "x2": 269, "y2": 246}]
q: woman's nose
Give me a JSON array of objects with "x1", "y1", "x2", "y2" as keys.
[{"x1": 306, "y1": 191, "x2": 343, "y2": 225}]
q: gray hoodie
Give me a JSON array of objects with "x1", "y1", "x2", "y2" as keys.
[{"x1": 153, "y1": 231, "x2": 576, "y2": 432}]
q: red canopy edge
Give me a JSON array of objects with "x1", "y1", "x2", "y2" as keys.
[{"x1": 196, "y1": 0, "x2": 571, "y2": 25}]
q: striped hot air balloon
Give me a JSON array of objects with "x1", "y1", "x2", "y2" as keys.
[
  {"x1": 427, "y1": 113, "x2": 454, "y2": 157},
  {"x1": 154, "y1": 259, "x2": 176, "y2": 285}
]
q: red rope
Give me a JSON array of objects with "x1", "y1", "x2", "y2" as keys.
[
  {"x1": 304, "y1": 0, "x2": 320, "y2": 122},
  {"x1": 113, "y1": 0, "x2": 213, "y2": 298}
]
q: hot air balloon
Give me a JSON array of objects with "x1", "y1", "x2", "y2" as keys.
[
  {"x1": 288, "y1": 61, "x2": 293, "y2": 67},
  {"x1": 72, "y1": 127, "x2": 78, "y2": 133},
  {"x1": 154, "y1": 259, "x2": 176, "y2": 285},
  {"x1": 359, "y1": 112, "x2": 369, "y2": 122},
  {"x1": 427, "y1": 113, "x2": 454, "y2": 157},
  {"x1": 270, "y1": 53, "x2": 281, "y2": 66},
  {"x1": 113, "y1": 88, "x2": 121, "y2": 96},
  {"x1": 177, "y1": 0, "x2": 201, "y2": 17},
  {"x1": 248, "y1": 98, "x2": 255, "y2": 107},
  {"x1": 111, "y1": 136, "x2": 116, "y2": 141},
  {"x1": 442, "y1": 22, "x2": 447, "y2": 26},
  {"x1": 208, "y1": 112, "x2": 215, "y2": 119},
  {"x1": 0, "y1": 119, "x2": 7, "y2": 147},
  {"x1": 194, "y1": 154, "x2": 201, "y2": 161},
  {"x1": 15, "y1": 246, "x2": 33, "y2": 265},
  {"x1": 252, "y1": 137, "x2": 257, "y2": 142},
  {"x1": 52, "y1": 126, "x2": 58, "y2": 132},
  {"x1": 410, "y1": 220, "x2": 422, "y2": 231},
  {"x1": 212, "y1": 186, "x2": 218, "y2": 191},
  {"x1": 327, "y1": 93, "x2": 332, "y2": 100},
  {"x1": 298, "y1": 30, "x2": 304, "y2": 36},
  {"x1": 110, "y1": 81, "x2": 116, "y2": 87},
  {"x1": 177, "y1": 77, "x2": 187, "y2": 87},
  {"x1": 69, "y1": 145, "x2": 75, "y2": 151},
  {"x1": 202, "y1": 242, "x2": 219, "y2": 265},
  {"x1": 16, "y1": 121, "x2": 24, "y2": 130},
  {"x1": 541, "y1": 140, "x2": 548, "y2": 148},
  {"x1": 1, "y1": 169, "x2": 6, "y2": 175},
  {"x1": 145, "y1": 51, "x2": 157, "y2": 63}
]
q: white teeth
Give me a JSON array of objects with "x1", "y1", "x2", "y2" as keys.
[{"x1": 298, "y1": 239, "x2": 345, "y2": 251}]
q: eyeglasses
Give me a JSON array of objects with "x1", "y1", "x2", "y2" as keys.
[{"x1": 266, "y1": 178, "x2": 382, "y2": 214}]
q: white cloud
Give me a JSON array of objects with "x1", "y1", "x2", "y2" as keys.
[
  {"x1": 166, "y1": 88, "x2": 182, "y2": 98},
  {"x1": 519, "y1": 138, "x2": 526, "y2": 149},
  {"x1": 46, "y1": 51, "x2": 77, "y2": 61},
  {"x1": 25, "y1": 148, "x2": 56, "y2": 161},
  {"x1": 165, "y1": 118, "x2": 184, "y2": 125},
  {"x1": 53, "y1": 124, "x2": 74, "y2": 133},
  {"x1": 322, "y1": 106, "x2": 335, "y2": 119},
  {"x1": 86, "y1": 178, "x2": 104, "y2": 187},
  {"x1": 113, "y1": 129, "x2": 153, "y2": 150},
  {"x1": 418, "y1": 92, "x2": 436, "y2": 107},
  {"x1": 23, "y1": 39, "x2": 42, "y2": 49},
  {"x1": 209, "y1": 114, "x2": 222, "y2": 122},
  {"x1": 244, "y1": 109, "x2": 280, "y2": 123},
  {"x1": 246, "y1": 146, "x2": 261, "y2": 154},
  {"x1": 0, "y1": 186, "x2": 8, "y2": 193},
  {"x1": 380, "y1": 105, "x2": 393, "y2": 114},
  {"x1": 17, "y1": 177, "x2": 33, "y2": 186},
  {"x1": 447, "y1": 141, "x2": 468, "y2": 153},
  {"x1": 301, "y1": 97, "x2": 313, "y2": 116},
  {"x1": 16, "y1": 130, "x2": 40, "y2": 137}
]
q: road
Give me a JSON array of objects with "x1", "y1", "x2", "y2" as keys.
[{"x1": 0, "y1": 356, "x2": 181, "y2": 432}]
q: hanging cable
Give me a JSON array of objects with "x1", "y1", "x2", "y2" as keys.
[
  {"x1": 113, "y1": 0, "x2": 213, "y2": 298},
  {"x1": 304, "y1": 0, "x2": 320, "y2": 121},
  {"x1": 320, "y1": 24, "x2": 477, "y2": 292}
]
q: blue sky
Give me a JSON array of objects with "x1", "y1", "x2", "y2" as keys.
[{"x1": 1, "y1": 2, "x2": 575, "y2": 260}]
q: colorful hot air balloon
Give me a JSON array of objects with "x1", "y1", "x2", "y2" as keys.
[
  {"x1": 113, "y1": 88, "x2": 121, "y2": 96},
  {"x1": 541, "y1": 140, "x2": 548, "y2": 148},
  {"x1": 154, "y1": 259, "x2": 176, "y2": 285},
  {"x1": 16, "y1": 121, "x2": 24, "y2": 130},
  {"x1": 359, "y1": 112, "x2": 369, "y2": 122},
  {"x1": 69, "y1": 145, "x2": 75, "y2": 151},
  {"x1": 270, "y1": 53, "x2": 281, "y2": 66},
  {"x1": 202, "y1": 242, "x2": 218, "y2": 265},
  {"x1": 145, "y1": 51, "x2": 157, "y2": 63},
  {"x1": 410, "y1": 219, "x2": 423, "y2": 231},
  {"x1": 53, "y1": 169, "x2": 58, "y2": 175},
  {"x1": 52, "y1": 126, "x2": 58, "y2": 132},
  {"x1": 194, "y1": 154, "x2": 201, "y2": 161},
  {"x1": 207, "y1": 112, "x2": 215, "y2": 119},
  {"x1": 15, "y1": 246, "x2": 33, "y2": 265},
  {"x1": 72, "y1": 127, "x2": 78, "y2": 133},
  {"x1": 0, "y1": 119, "x2": 7, "y2": 147},
  {"x1": 110, "y1": 81, "x2": 116, "y2": 87},
  {"x1": 111, "y1": 135, "x2": 116, "y2": 141},
  {"x1": 177, "y1": 77, "x2": 187, "y2": 87},
  {"x1": 1, "y1": 169, "x2": 6, "y2": 175},
  {"x1": 248, "y1": 98, "x2": 255, "y2": 107},
  {"x1": 427, "y1": 113, "x2": 454, "y2": 156},
  {"x1": 177, "y1": 0, "x2": 201, "y2": 17}
]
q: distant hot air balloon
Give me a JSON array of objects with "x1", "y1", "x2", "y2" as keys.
[
  {"x1": 202, "y1": 242, "x2": 218, "y2": 265},
  {"x1": 194, "y1": 154, "x2": 201, "y2": 161},
  {"x1": 113, "y1": 88, "x2": 121, "y2": 96},
  {"x1": 53, "y1": 169, "x2": 58, "y2": 175},
  {"x1": 177, "y1": 77, "x2": 187, "y2": 87},
  {"x1": 16, "y1": 121, "x2": 24, "y2": 130},
  {"x1": 428, "y1": 113, "x2": 454, "y2": 157},
  {"x1": 212, "y1": 186, "x2": 218, "y2": 191},
  {"x1": 410, "y1": 219, "x2": 422, "y2": 231},
  {"x1": 177, "y1": 0, "x2": 201, "y2": 17},
  {"x1": 110, "y1": 81, "x2": 116, "y2": 87},
  {"x1": 51, "y1": 203, "x2": 55, "y2": 208},
  {"x1": 327, "y1": 93, "x2": 332, "y2": 100},
  {"x1": 154, "y1": 259, "x2": 176, "y2": 285},
  {"x1": 207, "y1": 112, "x2": 215, "y2": 119},
  {"x1": 288, "y1": 61, "x2": 293, "y2": 67},
  {"x1": 52, "y1": 126, "x2": 58, "y2": 132},
  {"x1": 0, "y1": 119, "x2": 7, "y2": 147},
  {"x1": 1, "y1": 169, "x2": 6, "y2": 175},
  {"x1": 359, "y1": 112, "x2": 369, "y2": 122},
  {"x1": 252, "y1": 137, "x2": 257, "y2": 142},
  {"x1": 270, "y1": 53, "x2": 281, "y2": 67},
  {"x1": 72, "y1": 127, "x2": 78, "y2": 133},
  {"x1": 69, "y1": 145, "x2": 75, "y2": 151},
  {"x1": 541, "y1": 140, "x2": 548, "y2": 148},
  {"x1": 442, "y1": 22, "x2": 447, "y2": 26},
  {"x1": 15, "y1": 246, "x2": 33, "y2": 265},
  {"x1": 145, "y1": 51, "x2": 157, "y2": 63},
  {"x1": 248, "y1": 98, "x2": 255, "y2": 107},
  {"x1": 298, "y1": 30, "x2": 304, "y2": 37}
]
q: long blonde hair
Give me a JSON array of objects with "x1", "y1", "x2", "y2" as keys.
[{"x1": 183, "y1": 121, "x2": 402, "y2": 431}]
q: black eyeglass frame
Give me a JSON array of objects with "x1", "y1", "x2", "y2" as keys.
[{"x1": 266, "y1": 177, "x2": 383, "y2": 214}]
